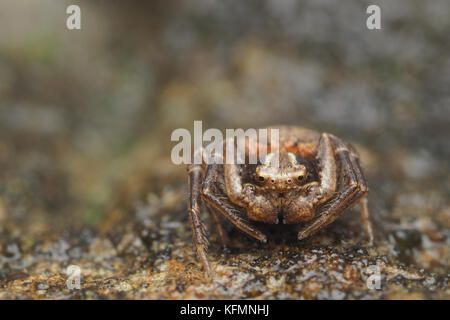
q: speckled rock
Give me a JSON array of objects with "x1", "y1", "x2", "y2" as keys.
[{"x1": 0, "y1": 0, "x2": 449, "y2": 300}]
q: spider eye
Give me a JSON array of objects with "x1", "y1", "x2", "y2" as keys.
[
  {"x1": 258, "y1": 176, "x2": 265, "y2": 182},
  {"x1": 297, "y1": 175, "x2": 304, "y2": 181}
]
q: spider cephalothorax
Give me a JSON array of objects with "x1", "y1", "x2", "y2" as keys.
[
  {"x1": 255, "y1": 152, "x2": 309, "y2": 191},
  {"x1": 187, "y1": 126, "x2": 374, "y2": 274}
]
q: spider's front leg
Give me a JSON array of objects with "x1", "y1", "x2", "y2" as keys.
[
  {"x1": 201, "y1": 163, "x2": 268, "y2": 242},
  {"x1": 284, "y1": 133, "x2": 337, "y2": 224},
  {"x1": 297, "y1": 134, "x2": 374, "y2": 243}
]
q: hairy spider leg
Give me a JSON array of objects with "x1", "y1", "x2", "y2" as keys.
[
  {"x1": 201, "y1": 164, "x2": 267, "y2": 242},
  {"x1": 205, "y1": 203, "x2": 227, "y2": 245},
  {"x1": 284, "y1": 133, "x2": 338, "y2": 223},
  {"x1": 297, "y1": 135, "x2": 373, "y2": 243},
  {"x1": 187, "y1": 163, "x2": 211, "y2": 274}
]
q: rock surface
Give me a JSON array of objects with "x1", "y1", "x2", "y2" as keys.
[{"x1": 0, "y1": 0, "x2": 449, "y2": 299}]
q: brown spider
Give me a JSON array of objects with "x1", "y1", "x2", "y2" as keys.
[{"x1": 187, "y1": 126, "x2": 374, "y2": 274}]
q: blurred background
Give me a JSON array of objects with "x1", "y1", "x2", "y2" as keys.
[{"x1": 0, "y1": 0, "x2": 449, "y2": 293}]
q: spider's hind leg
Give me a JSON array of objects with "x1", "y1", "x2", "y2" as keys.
[
  {"x1": 346, "y1": 145, "x2": 374, "y2": 244},
  {"x1": 359, "y1": 197, "x2": 374, "y2": 245},
  {"x1": 187, "y1": 163, "x2": 212, "y2": 274}
]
